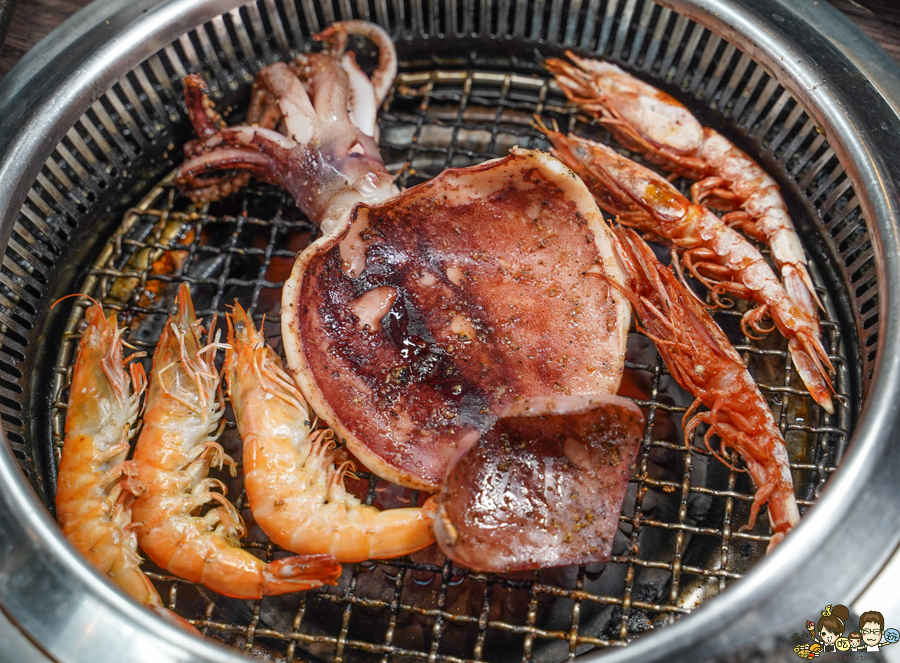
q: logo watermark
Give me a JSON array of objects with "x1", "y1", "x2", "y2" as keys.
[{"x1": 791, "y1": 605, "x2": 898, "y2": 659}]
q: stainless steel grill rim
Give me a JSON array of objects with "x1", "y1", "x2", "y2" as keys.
[{"x1": 0, "y1": 1, "x2": 898, "y2": 662}]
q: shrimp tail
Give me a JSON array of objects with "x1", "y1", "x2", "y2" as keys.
[
  {"x1": 789, "y1": 336, "x2": 835, "y2": 415},
  {"x1": 265, "y1": 554, "x2": 344, "y2": 588},
  {"x1": 784, "y1": 263, "x2": 825, "y2": 316}
]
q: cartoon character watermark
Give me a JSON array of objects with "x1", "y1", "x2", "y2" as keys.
[
  {"x1": 859, "y1": 611, "x2": 899, "y2": 651},
  {"x1": 791, "y1": 606, "x2": 898, "y2": 658}
]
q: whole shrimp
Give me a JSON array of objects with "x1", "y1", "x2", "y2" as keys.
[
  {"x1": 126, "y1": 284, "x2": 341, "y2": 598},
  {"x1": 608, "y1": 226, "x2": 800, "y2": 551},
  {"x1": 541, "y1": 126, "x2": 835, "y2": 414},
  {"x1": 56, "y1": 303, "x2": 196, "y2": 630},
  {"x1": 546, "y1": 53, "x2": 822, "y2": 321},
  {"x1": 225, "y1": 303, "x2": 436, "y2": 563}
]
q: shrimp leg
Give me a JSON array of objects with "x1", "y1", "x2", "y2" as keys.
[
  {"x1": 541, "y1": 127, "x2": 835, "y2": 414},
  {"x1": 546, "y1": 53, "x2": 822, "y2": 320},
  {"x1": 225, "y1": 303, "x2": 436, "y2": 563},
  {"x1": 127, "y1": 285, "x2": 341, "y2": 598},
  {"x1": 608, "y1": 226, "x2": 800, "y2": 551},
  {"x1": 56, "y1": 304, "x2": 198, "y2": 630}
]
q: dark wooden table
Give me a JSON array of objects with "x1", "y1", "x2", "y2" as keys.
[{"x1": 0, "y1": 0, "x2": 899, "y2": 79}]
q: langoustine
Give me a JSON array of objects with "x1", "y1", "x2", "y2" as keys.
[
  {"x1": 175, "y1": 23, "x2": 631, "y2": 492},
  {"x1": 56, "y1": 303, "x2": 195, "y2": 630},
  {"x1": 541, "y1": 127, "x2": 835, "y2": 413},
  {"x1": 607, "y1": 226, "x2": 800, "y2": 551},
  {"x1": 125, "y1": 284, "x2": 341, "y2": 598},
  {"x1": 545, "y1": 53, "x2": 822, "y2": 323},
  {"x1": 225, "y1": 302, "x2": 436, "y2": 562}
]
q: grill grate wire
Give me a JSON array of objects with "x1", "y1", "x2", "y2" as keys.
[{"x1": 45, "y1": 64, "x2": 851, "y2": 663}]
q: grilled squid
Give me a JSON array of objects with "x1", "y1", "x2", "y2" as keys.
[
  {"x1": 434, "y1": 395, "x2": 643, "y2": 572},
  {"x1": 175, "y1": 23, "x2": 632, "y2": 493}
]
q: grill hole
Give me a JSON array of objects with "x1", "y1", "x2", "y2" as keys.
[
  {"x1": 1, "y1": 412, "x2": 23, "y2": 427},
  {"x1": 0, "y1": 359, "x2": 23, "y2": 380},
  {"x1": 0, "y1": 377, "x2": 23, "y2": 394}
]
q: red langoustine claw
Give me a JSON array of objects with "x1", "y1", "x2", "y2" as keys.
[{"x1": 608, "y1": 227, "x2": 800, "y2": 551}]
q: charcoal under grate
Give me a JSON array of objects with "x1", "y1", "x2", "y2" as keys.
[{"x1": 44, "y1": 58, "x2": 853, "y2": 663}]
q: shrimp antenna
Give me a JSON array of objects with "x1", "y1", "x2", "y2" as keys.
[
  {"x1": 52, "y1": 292, "x2": 103, "y2": 311},
  {"x1": 530, "y1": 114, "x2": 561, "y2": 137}
]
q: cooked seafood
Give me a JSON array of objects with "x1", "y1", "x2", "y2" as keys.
[
  {"x1": 286, "y1": 149, "x2": 630, "y2": 490},
  {"x1": 242, "y1": 20, "x2": 396, "y2": 142},
  {"x1": 56, "y1": 303, "x2": 194, "y2": 629},
  {"x1": 225, "y1": 303, "x2": 436, "y2": 562},
  {"x1": 541, "y1": 127, "x2": 835, "y2": 414},
  {"x1": 434, "y1": 395, "x2": 643, "y2": 572},
  {"x1": 125, "y1": 284, "x2": 341, "y2": 598},
  {"x1": 174, "y1": 22, "x2": 805, "y2": 560},
  {"x1": 608, "y1": 226, "x2": 800, "y2": 550},
  {"x1": 176, "y1": 24, "x2": 630, "y2": 491},
  {"x1": 177, "y1": 21, "x2": 398, "y2": 233},
  {"x1": 546, "y1": 53, "x2": 822, "y2": 322}
]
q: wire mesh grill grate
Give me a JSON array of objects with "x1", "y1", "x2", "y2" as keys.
[{"x1": 46, "y1": 63, "x2": 851, "y2": 663}]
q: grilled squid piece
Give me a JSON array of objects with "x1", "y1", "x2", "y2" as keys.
[
  {"x1": 176, "y1": 21, "x2": 398, "y2": 233},
  {"x1": 175, "y1": 23, "x2": 631, "y2": 491},
  {"x1": 285, "y1": 149, "x2": 631, "y2": 490},
  {"x1": 434, "y1": 395, "x2": 643, "y2": 572}
]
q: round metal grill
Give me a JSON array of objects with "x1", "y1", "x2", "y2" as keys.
[{"x1": 46, "y1": 55, "x2": 853, "y2": 661}]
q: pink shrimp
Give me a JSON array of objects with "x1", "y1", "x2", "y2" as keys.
[
  {"x1": 126, "y1": 284, "x2": 341, "y2": 598},
  {"x1": 541, "y1": 127, "x2": 834, "y2": 413},
  {"x1": 608, "y1": 226, "x2": 800, "y2": 551},
  {"x1": 56, "y1": 303, "x2": 197, "y2": 630},
  {"x1": 225, "y1": 303, "x2": 436, "y2": 563},
  {"x1": 546, "y1": 53, "x2": 822, "y2": 322}
]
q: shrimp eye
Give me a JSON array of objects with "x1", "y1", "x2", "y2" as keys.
[
  {"x1": 235, "y1": 321, "x2": 245, "y2": 333},
  {"x1": 77, "y1": 319, "x2": 89, "y2": 333}
]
